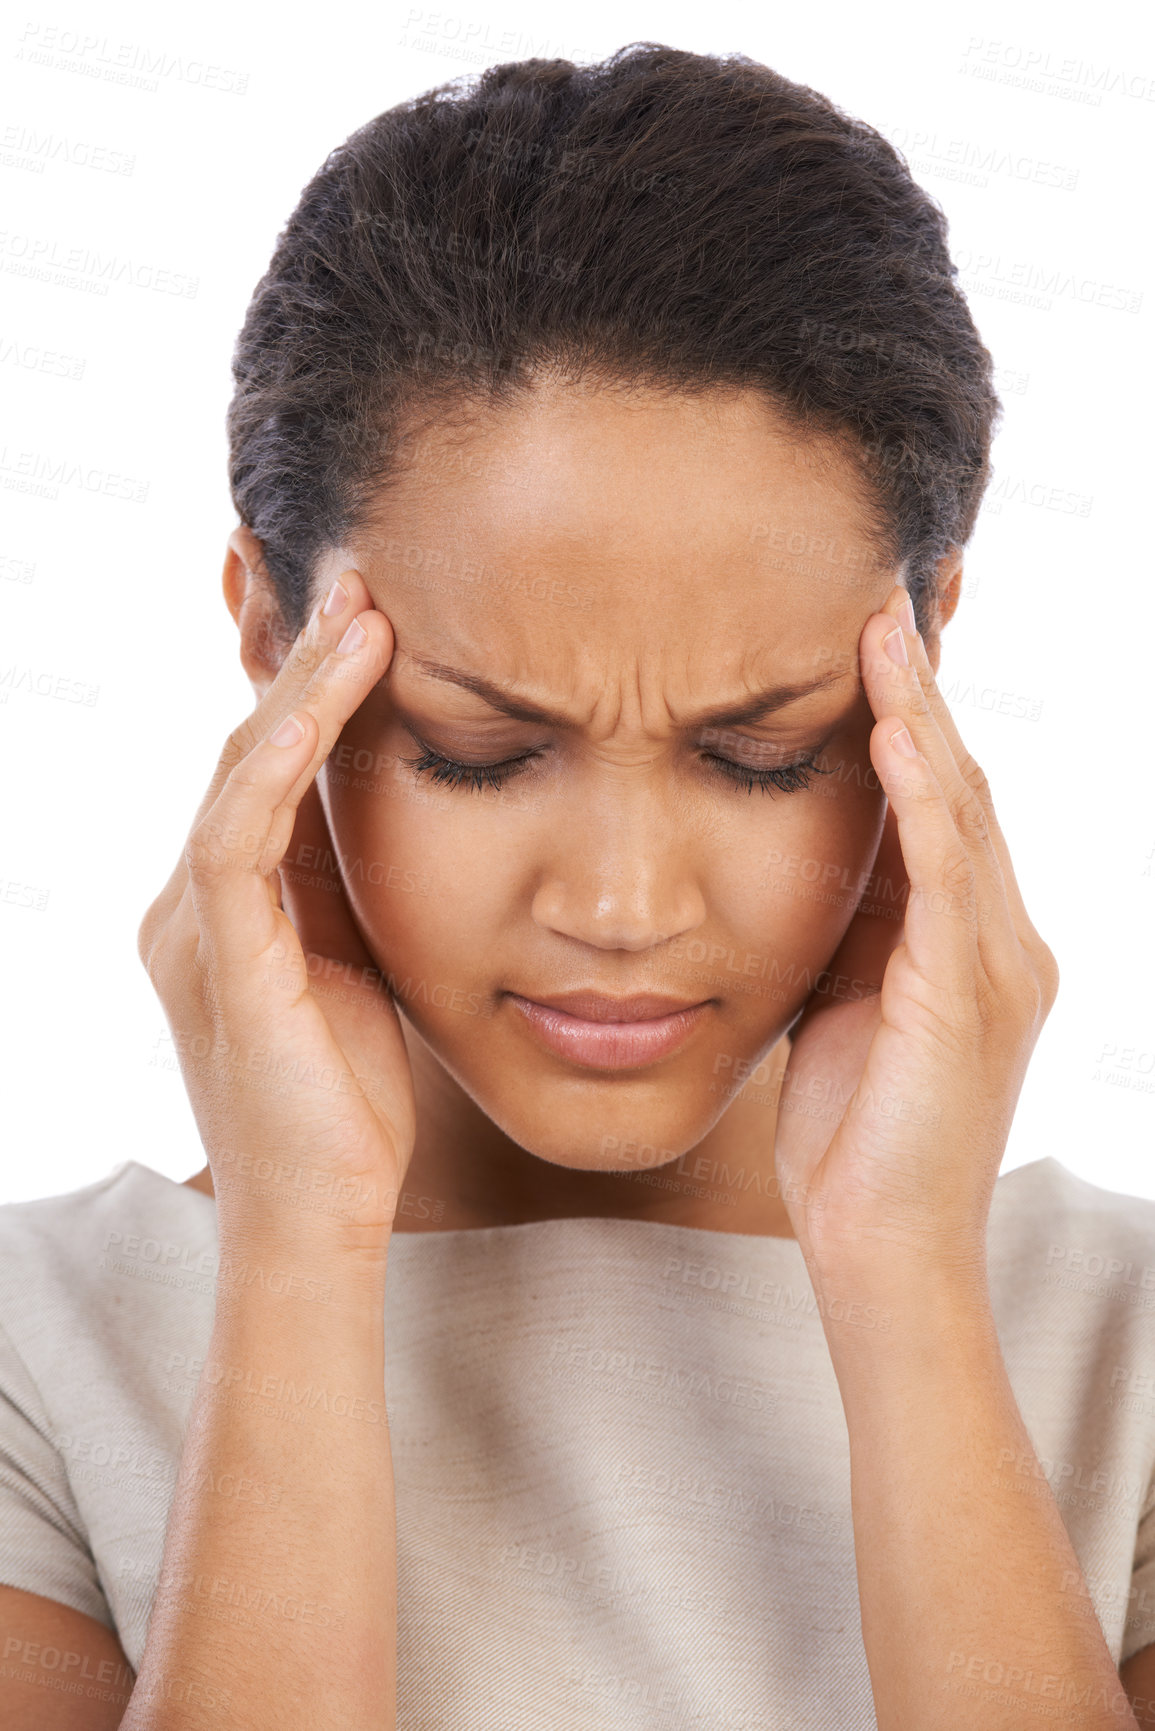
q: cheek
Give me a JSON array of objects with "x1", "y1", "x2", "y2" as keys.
[
  {"x1": 758, "y1": 772, "x2": 883, "y2": 905},
  {"x1": 686, "y1": 773, "x2": 885, "y2": 1001},
  {"x1": 325, "y1": 775, "x2": 883, "y2": 990},
  {"x1": 320, "y1": 750, "x2": 517, "y2": 982},
  {"x1": 322, "y1": 706, "x2": 885, "y2": 971}
]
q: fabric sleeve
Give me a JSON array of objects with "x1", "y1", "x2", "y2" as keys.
[
  {"x1": 0, "y1": 1317, "x2": 114, "y2": 1630},
  {"x1": 1121, "y1": 1471, "x2": 1155, "y2": 1665}
]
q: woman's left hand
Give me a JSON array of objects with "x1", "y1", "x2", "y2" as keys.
[{"x1": 773, "y1": 582, "x2": 1060, "y2": 1285}]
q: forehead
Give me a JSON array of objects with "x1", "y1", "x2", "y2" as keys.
[{"x1": 347, "y1": 383, "x2": 897, "y2": 684}]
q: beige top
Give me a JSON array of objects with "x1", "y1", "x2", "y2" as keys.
[{"x1": 1, "y1": 1155, "x2": 1154, "y2": 1727}]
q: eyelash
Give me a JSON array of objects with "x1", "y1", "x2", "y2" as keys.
[{"x1": 398, "y1": 742, "x2": 835, "y2": 797}]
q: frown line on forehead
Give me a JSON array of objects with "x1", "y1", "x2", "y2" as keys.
[{"x1": 407, "y1": 656, "x2": 858, "y2": 731}]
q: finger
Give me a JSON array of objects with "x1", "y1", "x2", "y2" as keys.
[
  {"x1": 143, "y1": 569, "x2": 387, "y2": 948},
  {"x1": 867, "y1": 712, "x2": 987, "y2": 1000},
  {"x1": 184, "y1": 707, "x2": 325, "y2": 984},
  {"x1": 897, "y1": 600, "x2": 1040, "y2": 944},
  {"x1": 862, "y1": 597, "x2": 1019, "y2": 955},
  {"x1": 205, "y1": 569, "x2": 389, "y2": 837},
  {"x1": 184, "y1": 604, "x2": 391, "y2": 987}
]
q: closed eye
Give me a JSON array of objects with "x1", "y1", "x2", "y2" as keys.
[
  {"x1": 398, "y1": 739, "x2": 835, "y2": 797},
  {"x1": 702, "y1": 751, "x2": 834, "y2": 795},
  {"x1": 398, "y1": 742, "x2": 545, "y2": 793}
]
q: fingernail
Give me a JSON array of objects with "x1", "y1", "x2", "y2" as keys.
[
  {"x1": 321, "y1": 579, "x2": 348, "y2": 618},
  {"x1": 890, "y1": 726, "x2": 918, "y2": 758},
  {"x1": 336, "y1": 618, "x2": 367, "y2": 656},
  {"x1": 270, "y1": 713, "x2": 306, "y2": 748},
  {"x1": 899, "y1": 594, "x2": 917, "y2": 634},
  {"x1": 884, "y1": 626, "x2": 910, "y2": 666}
]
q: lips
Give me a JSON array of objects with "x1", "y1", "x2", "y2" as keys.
[
  {"x1": 504, "y1": 989, "x2": 713, "y2": 1069},
  {"x1": 514, "y1": 990, "x2": 710, "y2": 1023}
]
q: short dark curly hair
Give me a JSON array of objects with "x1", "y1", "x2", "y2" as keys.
[{"x1": 226, "y1": 41, "x2": 1001, "y2": 644}]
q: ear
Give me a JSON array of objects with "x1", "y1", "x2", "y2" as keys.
[
  {"x1": 223, "y1": 525, "x2": 294, "y2": 699},
  {"x1": 920, "y1": 545, "x2": 964, "y2": 677}
]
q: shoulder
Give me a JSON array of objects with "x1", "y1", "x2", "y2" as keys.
[
  {"x1": 0, "y1": 1161, "x2": 216, "y2": 1348},
  {"x1": 988, "y1": 1155, "x2": 1155, "y2": 1353},
  {"x1": 0, "y1": 1158, "x2": 199, "y2": 1259},
  {"x1": 990, "y1": 1155, "x2": 1155, "y2": 1261}
]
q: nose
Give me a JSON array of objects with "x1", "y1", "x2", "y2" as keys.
[{"x1": 529, "y1": 775, "x2": 708, "y2": 952}]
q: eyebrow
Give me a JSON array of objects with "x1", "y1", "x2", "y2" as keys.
[{"x1": 407, "y1": 656, "x2": 857, "y2": 729}]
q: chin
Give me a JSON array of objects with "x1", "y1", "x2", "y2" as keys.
[
  {"x1": 396, "y1": 997, "x2": 782, "y2": 1175},
  {"x1": 459, "y1": 1065, "x2": 734, "y2": 1175}
]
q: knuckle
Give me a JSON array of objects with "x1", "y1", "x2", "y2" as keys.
[
  {"x1": 136, "y1": 903, "x2": 163, "y2": 975},
  {"x1": 903, "y1": 660, "x2": 933, "y2": 714},
  {"x1": 185, "y1": 808, "x2": 268, "y2": 883},
  {"x1": 992, "y1": 953, "x2": 1053, "y2": 1029},
  {"x1": 1030, "y1": 938, "x2": 1061, "y2": 1015},
  {"x1": 137, "y1": 894, "x2": 194, "y2": 986},
  {"x1": 289, "y1": 622, "x2": 325, "y2": 678},
  {"x1": 1015, "y1": 971, "x2": 1048, "y2": 1027},
  {"x1": 145, "y1": 922, "x2": 181, "y2": 993},
  {"x1": 184, "y1": 824, "x2": 232, "y2": 885},
  {"x1": 955, "y1": 792, "x2": 990, "y2": 846},
  {"x1": 140, "y1": 912, "x2": 198, "y2": 1005},
  {"x1": 220, "y1": 720, "x2": 259, "y2": 773},
  {"x1": 893, "y1": 674, "x2": 928, "y2": 722},
  {"x1": 959, "y1": 751, "x2": 992, "y2": 808},
  {"x1": 224, "y1": 752, "x2": 269, "y2": 796}
]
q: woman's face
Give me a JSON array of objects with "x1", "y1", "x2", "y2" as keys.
[{"x1": 314, "y1": 383, "x2": 898, "y2": 1173}]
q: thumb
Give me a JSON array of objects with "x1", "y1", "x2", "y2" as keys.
[{"x1": 278, "y1": 782, "x2": 378, "y2": 971}]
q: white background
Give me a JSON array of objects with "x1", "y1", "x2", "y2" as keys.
[{"x1": 1, "y1": 0, "x2": 1152, "y2": 1204}]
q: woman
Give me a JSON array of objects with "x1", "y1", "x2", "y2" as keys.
[{"x1": 2, "y1": 41, "x2": 1153, "y2": 1730}]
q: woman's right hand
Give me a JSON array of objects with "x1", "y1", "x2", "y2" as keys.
[{"x1": 137, "y1": 568, "x2": 415, "y2": 1255}]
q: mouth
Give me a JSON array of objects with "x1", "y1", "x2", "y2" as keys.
[{"x1": 504, "y1": 990, "x2": 714, "y2": 1070}]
